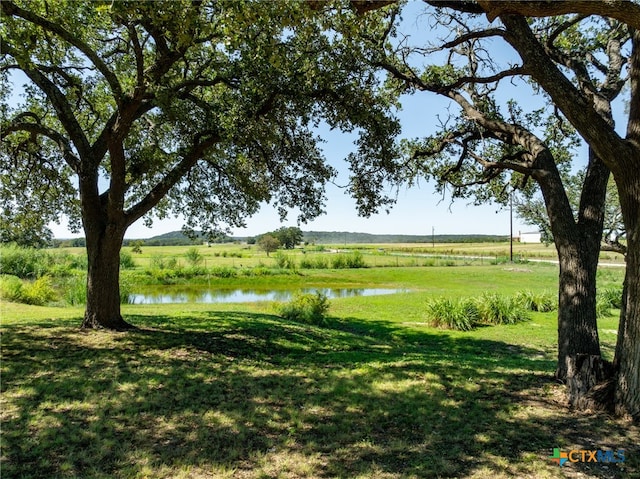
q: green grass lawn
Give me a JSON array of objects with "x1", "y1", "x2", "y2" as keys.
[{"x1": 1, "y1": 264, "x2": 636, "y2": 478}]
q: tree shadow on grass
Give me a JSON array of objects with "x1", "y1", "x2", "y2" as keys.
[{"x1": 1, "y1": 311, "x2": 637, "y2": 478}]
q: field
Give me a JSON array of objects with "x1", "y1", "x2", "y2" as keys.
[
  {"x1": 54, "y1": 240, "x2": 627, "y2": 272},
  {"x1": 1, "y1": 243, "x2": 636, "y2": 478}
]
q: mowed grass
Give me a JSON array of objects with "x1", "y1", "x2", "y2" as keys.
[{"x1": 1, "y1": 264, "x2": 636, "y2": 478}]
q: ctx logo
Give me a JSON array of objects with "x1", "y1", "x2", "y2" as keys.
[{"x1": 549, "y1": 448, "x2": 625, "y2": 466}]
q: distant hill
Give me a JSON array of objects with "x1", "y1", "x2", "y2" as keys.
[
  {"x1": 133, "y1": 230, "x2": 232, "y2": 246},
  {"x1": 302, "y1": 231, "x2": 508, "y2": 244},
  {"x1": 137, "y1": 230, "x2": 509, "y2": 246},
  {"x1": 54, "y1": 230, "x2": 509, "y2": 247}
]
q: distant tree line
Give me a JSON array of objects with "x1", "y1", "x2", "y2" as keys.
[{"x1": 11, "y1": 230, "x2": 511, "y2": 249}]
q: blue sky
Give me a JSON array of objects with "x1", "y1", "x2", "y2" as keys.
[{"x1": 50, "y1": 91, "x2": 529, "y2": 239}]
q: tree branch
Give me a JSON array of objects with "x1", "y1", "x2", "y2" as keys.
[
  {"x1": 627, "y1": 30, "x2": 640, "y2": 146},
  {"x1": 1, "y1": 121, "x2": 80, "y2": 171},
  {"x1": 2, "y1": 39, "x2": 93, "y2": 161},
  {"x1": 124, "y1": 134, "x2": 220, "y2": 226},
  {"x1": 476, "y1": 0, "x2": 640, "y2": 31},
  {"x1": 500, "y1": 15, "x2": 633, "y2": 172}
]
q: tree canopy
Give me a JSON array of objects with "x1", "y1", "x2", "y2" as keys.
[{"x1": 1, "y1": 0, "x2": 402, "y2": 329}]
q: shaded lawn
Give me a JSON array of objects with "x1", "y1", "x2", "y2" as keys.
[{"x1": 1, "y1": 308, "x2": 637, "y2": 479}]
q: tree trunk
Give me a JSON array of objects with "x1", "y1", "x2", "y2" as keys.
[
  {"x1": 613, "y1": 180, "x2": 640, "y2": 420},
  {"x1": 81, "y1": 222, "x2": 133, "y2": 330},
  {"x1": 566, "y1": 354, "x2": 614, "y2": 410},
  {"x1": 537, "y1": 148, "x2": 607, "y2": 383},
  {"x1": 555, "y1": 240, "x2": 602, "y2": 381}
]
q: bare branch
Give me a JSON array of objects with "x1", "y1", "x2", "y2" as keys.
[
  {"x1": 1, "y1": 121, "x2": 80, "y2": 171},
  {"x1": 466, "y1": 148, "x2": 538, "y2": 176},
  {"x1": 441, "y1": 66, "x2": 526, "y2": 93},
  {"x1": 2, "y1": 39, "x2": 92, "y2": 161},
  {"x1": 441, "y1": 28, "x2": 506, "y2": 50}
]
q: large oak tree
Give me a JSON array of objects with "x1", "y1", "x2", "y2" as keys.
[
  {"x1": 0, "y1": 0, "x2": 400, "y2": 330},
  {"x1": 362, "y1": 0, "x2": 639, "y2": 420}
]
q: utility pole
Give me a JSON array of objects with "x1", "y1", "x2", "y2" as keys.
[
  {"x1": 432, "y1": 226, "x2": 435, "y2": 248},
  {"x1": 510, "y1": 191, "x2": 513, "y2": 262}
]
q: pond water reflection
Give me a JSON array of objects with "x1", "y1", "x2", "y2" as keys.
[{"x1": 130, "y1": 287, "x2": 406, "y2": 304}]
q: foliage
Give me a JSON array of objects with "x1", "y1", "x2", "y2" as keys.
[
  {"x1": 274, "y1": 251, "x2": 296, "y2": 270},
  {"x1": 516, "y1": 174, "x2": 625, "y2": 252},
  {"x1": 0, "y1": 209, "x2": 53, "y2": 248},
  {"x1": 595, "y1": 285, "x2": 624, "y2": 318},
  {"x1": 130, "y1": 240, "x2": 144, "y2": 254},
  {"x1": 185, "y1": 247, "x2": 203, "y2": 266},
  {"x1": 331, "y1": 251, "x2": 366, "y2": 269},
  {"x1": 278, "y1": 292, "x2": 330, "y2": 326},
  {"x1": 598, "y1": 286, "x2": 624, "y2": 310},
  {"x1": 476, "y1": 292, "x2": 530, "y2": 325},
  {"x1": 0, "y1": 275, "x2": 24, "y2": 302},
  {"x1": 299, "y1": 255, "x2": 329, "y2": 269},
  {"x1": 424, "y1": 297, "x2": 479, "y2": 331},
  {"x1": 61, "y1": 275, "x2": 88, "y2": 306},
  {"x1": 119, "y1": 251, "x2": 136, "y2": 270},
  {"x1": 257, "y1": 235, "x2": 281, "y2": 257},
  {"x1": 0, "y1": 274, "x2": 56, "y2": 305},
  {"x1": 271, "y1": 226, "x2": 304, "y2": 250},
  {"x1": 425, "y1": 291, "x2": 532, "y2": 331},
  {"x1": 514, "y1": 290, "x2": 557, "y2": 312},
  {"x1": 0, "y1": 244, "x2": 51, "y2": 278},
  {"x1": 1, "y1": 0, "x2": 402, "y2": 327}
]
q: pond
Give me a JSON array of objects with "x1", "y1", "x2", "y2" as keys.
[{"x1": 130, "y1": 287, "x2": 406, "y2": 304}]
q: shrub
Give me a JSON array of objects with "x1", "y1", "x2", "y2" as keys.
[
  {"x1": 313, "y1": 256, "x2": 329, "y2": 269},
  {"x1": 595, "y1": 296, "x2": 613, "y2": 319},
  {"x1": 0, "y1": 275, "x2": 25, "y2": 302},
  {"x1": 424, "y1": 297, "x2": 479, "y2": 331},
  {"x1": 274, "y1": 252, "x2": 295, "y2": 270},
  {"x1": 278, "y1": 292, "x2": 330, "y2": 326},
  {"x1": 331, "y1": 254, "x2": 347, "y2": 269},
  {"x1": 150, "y1": 254, "x2": 167, "y2": 270},
  {"x1": 0, "y1": 274, "x2": 56, "y2": 305},
  {"x1": 241, "y1": 266, "x2": 272, "y2": 277},
  {"x1": 345, "y1": 251, "x2": 366, "y2": 268},
  {"x1": 330, "y1": 252, "x2": 366, "y2": 269},
  {"x1": 119, "y1": 251, "x2": 136, "y2": 269},
  {"x1": 209, "y1": 267, "x2": 237, "y2": 278},
  {"x1": 476, "y1": 292, "x2": 529, "y2": 325},
  {"x1": 299, "y1": 257, "x2": 313, "y2": 269},
  {"x1": 22, "y1": 276, "x2": 57, "y2": 305},
  {"x1": 515, "y1": 290, "x2": 556, "y2": 312},
  {"x1": 0, "y1": 244, "x2": 51, "y2": 278},
  {"x1": 62, "y1": 275, "x2": 87, "y2": 305}
]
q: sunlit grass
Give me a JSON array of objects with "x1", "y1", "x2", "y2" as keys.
[{"x1": 2, "y1": 266, "x2": 636, "y2": 478}]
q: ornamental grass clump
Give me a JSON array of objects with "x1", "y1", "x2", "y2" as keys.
[
  {"x1": 476, "y1": 292, "x2": 530, "y2": 325},
  {"x1": 278, "y1": 292, "x2": 330, "y2": 326},
  {"x1": 424, "y1": 297, "x2": 479, "y2": 331},
  {"x1": 515, "y1": 290, "x2": 557, "y2": 312},
  {"x1": 597, "y1": 286, "x2": 623, "y2": 310}
]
